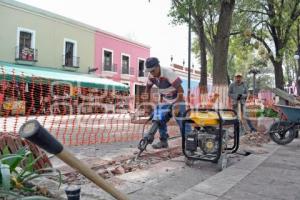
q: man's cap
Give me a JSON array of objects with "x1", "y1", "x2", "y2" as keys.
[
  {"x1": 145, "y1": 57, "x2": 160, "y2": 72},
  {"x1": 235, "y1": 72, "x2": 243, "y2": 77}
]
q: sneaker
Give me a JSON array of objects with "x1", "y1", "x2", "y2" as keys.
[{"x1": 152, "y1": 140, "x2": 169, "y2": 149}]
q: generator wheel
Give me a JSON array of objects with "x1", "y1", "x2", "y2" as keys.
[
  {"x1": 184, "y1": 157, "x2": 194, "y2": 167},
  {"x1": 217, "y1": 153, "x2": 228, "y2": 171}
]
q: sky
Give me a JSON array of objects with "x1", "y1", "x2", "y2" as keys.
[{"x1": 16, "y1": 0, "x2": 197, "y2": 68}]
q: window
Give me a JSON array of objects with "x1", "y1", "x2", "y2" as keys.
[
  {"x1": 19, "y1": 31, "x2": 32, "y2": 49},
  {"x1": 103, "y1": 50, "x2": 113, "y2": 71},
  {"x1": 122, "y1": 54, "x2": 130, "y2": 74},
  {"x1": 16, "y1": 28, "x2": 36, "y2": 61},
  {"x1": 65, "y1": 42, "x2": 74, "y2": 66},
  {"x1": 63, "y1": 39, "x2": 78, "y2": 67},
  {"x1": 138, "y1": 59, "x2": 145, "y2": 77}
]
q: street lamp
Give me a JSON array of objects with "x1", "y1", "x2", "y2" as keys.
[
  {"x1": 187, "y1": 0, "x2": 192, "y2": 103},
  {"x1": 294, "y1": 19, "x2": 300, "y2": 96},
  {"x1": 294, "y1": 49, "x2": 300, "y2": 95},
  {"x1": 248, "y1": 68, "x2": 260, "y2": 96}
]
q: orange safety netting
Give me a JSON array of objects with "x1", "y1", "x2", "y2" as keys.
[
  {"x1": 0, "y1": 67, "x2": 181, "y2": 146},
  {"x1": 0, "y1": 67, "x2": 276, "y2": 146}
]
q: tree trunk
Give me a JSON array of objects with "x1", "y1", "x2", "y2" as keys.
[
  {"x1": 198, "y1": 18, "x2": 208, "y2": 93},
  {"x1": 212, "y1": 0, "x2": 235, "y2": 86},
  {"x1": 273, "y1": 60, "x2": 284, "y2": 90}
]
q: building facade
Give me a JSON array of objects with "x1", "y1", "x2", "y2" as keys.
[
  {"x1": 0, "y1": 0, "x2": 95, "y2": 73},
  {"x1": 0, "y1": 0, "x2": 151, "y2": 109},
  {"x1": 94, "y1": 30, "x2": 150, "y2": 99},
  {"x1": 171, "y1": 63, "x2": 213, "y2": 95}
]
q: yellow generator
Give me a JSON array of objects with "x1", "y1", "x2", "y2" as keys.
[{"x1": 182, "y1": 108, "x2": 240, "y2": 171}]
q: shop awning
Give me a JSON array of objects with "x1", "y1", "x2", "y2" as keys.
[{"x1": 0, "y1": 61, "x2": 129, "y2": 91}]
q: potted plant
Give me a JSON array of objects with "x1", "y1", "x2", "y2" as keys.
[
  {"x1": 21, "y1": 47, "x2": 29, "y2": 60},
  {"x1": 27, "y1": 49, "x2": 34, "y2": 61},
  {"x1": 0, "y1": 146, "x2": 62, "y2": 199}
]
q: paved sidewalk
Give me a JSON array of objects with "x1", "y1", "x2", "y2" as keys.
[{"x1": 173, "y1": 139, "x2": 300, "y2": 200}]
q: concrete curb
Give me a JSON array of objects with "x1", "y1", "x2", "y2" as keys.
[{"x1": 172, "y1": 143, "x2": 281, "y2": 200}]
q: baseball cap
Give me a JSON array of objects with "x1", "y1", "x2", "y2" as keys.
[
  {"x1": 235, "y1": 72, "x2": 243, "y2": 77},
  {"x1": 145, "y1": 57, "x2": 160, "y2": 72}
]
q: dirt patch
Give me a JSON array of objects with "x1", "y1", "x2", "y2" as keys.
[
  {"x1": 240, "y1": 131, "x2": 271, "y2": 147},
  {"x1": 63, "y1": 146, "x2": 183, "y2": 185}
]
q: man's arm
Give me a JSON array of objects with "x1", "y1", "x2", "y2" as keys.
[
  {"x1": 142, "y1": 79, "x2": 154, "y2": 114},
  {"x1": 176, "y1": 85, "x2": 185, "y2": 103}
]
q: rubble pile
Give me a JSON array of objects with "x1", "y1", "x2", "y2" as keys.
[
  {"x1": 240, "y1": 131, "x2": 270, "y2": 147},
  {"x1": 63, "y1": 146, "x2": 182, "y2": 185}
]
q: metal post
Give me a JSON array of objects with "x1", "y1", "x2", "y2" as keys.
[
  {"x1": 253, "y1": 73, "x2": 256, "y2": 96},
  {"x1": 297, "y1": 20, "x2": 300, "y2": 95},
  {"x1": 187, "y1": 0, "x2": 191, "y2": 103}
]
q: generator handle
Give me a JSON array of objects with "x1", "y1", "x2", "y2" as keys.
[
  {"x1": 183, "y1": 108, "x2": 238, "y2": 118},
  {"x1": 217, "y1": 108, "x2": 238, "y2": 117}
]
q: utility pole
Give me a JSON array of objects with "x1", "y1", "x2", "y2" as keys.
[
  {"x1": 187, "y1": 0, "x2": 191, "y2": 103},
  {"x1": 297, "y1": 20, "x2": 300, "y2": 95},
  {"x1": 249, "y1": 69, "x2": 260, "y2": 96}
]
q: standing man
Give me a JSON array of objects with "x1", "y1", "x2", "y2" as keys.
[
  {"x1": 229, "y1": 73, "x2": 248, "y2": 113},
  {"x1": 144, "y1": 57, "x2": 191, "y2": 149},
  {"x1": 228, "y1": 72, "x2": 256, "y2": 132}
]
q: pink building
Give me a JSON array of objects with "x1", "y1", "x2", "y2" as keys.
[{"x1": 94, "y1": 30, "x2": 150, "y2": 108}]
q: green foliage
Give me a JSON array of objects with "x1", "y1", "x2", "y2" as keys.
[
  {"x1": 263, "y1": 108, "x2": 279, "y2": 118},
  {"x1": 0, "y1": 146, "x2": 61, "y2": 199},
  {"x1": 255, "y1": 108, "x2": 279, "y2": 118},
  {"x1": 169, "y1": 0, "x2": 300, "y2": 88}
]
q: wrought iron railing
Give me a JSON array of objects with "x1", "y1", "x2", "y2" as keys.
[
  {"x1": 102, "y1": 63, "x2": 117, "y2": 72},
  {"x1": 62, "y1": 55, "x2": 80, "y2": 68},
  {"x1": 15, "y1": 46, "x2": 38, "y2": 62}
]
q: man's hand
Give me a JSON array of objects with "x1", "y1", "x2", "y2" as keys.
[
  {"x1": 237, "y1": 94, "x2": 242, "y2": 101},
  {"x1": 144, "y1": 105, "x2": 153, "y2": 115},
  {"x1": 173, "y1": 104, "x2": 180, "y2": 117}
]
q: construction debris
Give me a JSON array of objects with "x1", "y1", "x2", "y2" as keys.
[{"x1": 240, "y1": 131, "x2": 270, "y2": 147}]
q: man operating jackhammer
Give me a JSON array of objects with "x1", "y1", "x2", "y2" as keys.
[{"x1": 142, "y1": 57, "x2": 192, "y2": 149}]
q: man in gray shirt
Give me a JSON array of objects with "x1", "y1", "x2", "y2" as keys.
[
  {"x1": 229, "y1": 73, "x2": 256, "y2": 132},
  {"x1": 229, "y1": 73, "x2": 248, "y2": 113}
]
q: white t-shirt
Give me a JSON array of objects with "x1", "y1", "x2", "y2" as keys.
[{"x1": 146, "y1": 66, "x2": 182, "y2": 104}]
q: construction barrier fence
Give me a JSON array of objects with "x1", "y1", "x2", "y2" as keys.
[{"x1": 0, "y1": 66, "x2": 276, "y2": 146}]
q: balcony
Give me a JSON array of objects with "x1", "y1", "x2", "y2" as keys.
[
  {"x1": 103, "y1": 63, "x2": 117, "y2": 72},
  {"x1": 62, "y1": 55, "x2": 80, "y2": 68},
  {"x1": 15, "y1": 46, "x2": 38, "y2": 63}
]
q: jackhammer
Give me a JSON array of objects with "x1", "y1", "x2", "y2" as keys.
[{"x1": 136, "y1": 104, "x2": 172, "y2": 158}]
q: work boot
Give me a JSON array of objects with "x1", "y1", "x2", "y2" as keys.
[{"x1": 152, "y1": 140, "x2": 168, "y2": 149}]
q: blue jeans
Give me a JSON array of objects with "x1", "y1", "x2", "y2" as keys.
[{"x1": 157, "y1": 103, "x2": 192, "y2": 140}]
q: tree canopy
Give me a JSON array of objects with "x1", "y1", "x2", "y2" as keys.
[{"x1": 168, "y1": 0, "x2": 300, "y2": 91}]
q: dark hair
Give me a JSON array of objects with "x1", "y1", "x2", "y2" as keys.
[{"x1": 145, "y1": 57, "x2": 160, "y2": 68}]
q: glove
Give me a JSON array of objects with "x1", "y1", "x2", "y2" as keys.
[
  {"x1": 237, "y1": 94, "x2": 242, "y2": 101},
  {"x1": 173, "y1": 105, "x2": 180, "y2": 117}
]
